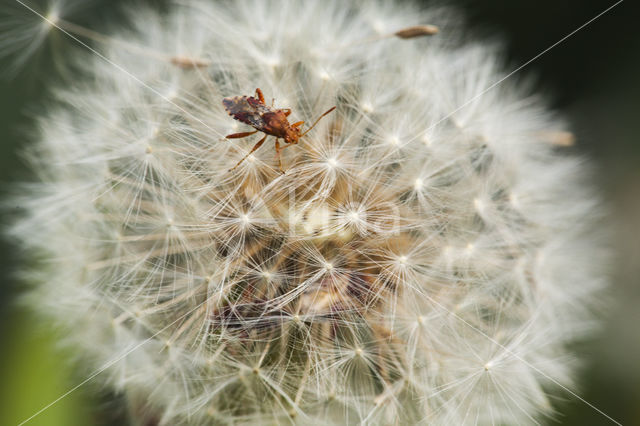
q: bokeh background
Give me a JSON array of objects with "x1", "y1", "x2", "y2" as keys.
[{"x1": 1, "y1": 0, "x2": 638, "y2": 424}]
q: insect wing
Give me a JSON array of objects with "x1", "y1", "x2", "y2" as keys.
[
  {"x1": 222, "y1": 96, "x2": 265, "y2": 129},
  {"x1": 247, "y1": 97, "x2": 276, "y2": 118}
]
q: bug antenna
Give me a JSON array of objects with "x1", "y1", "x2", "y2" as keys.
[{"x1": 301, "y1": 106, "x2": 336, "y2": 136}]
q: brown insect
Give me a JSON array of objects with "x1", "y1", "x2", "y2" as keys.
[{"x1": 223, "y1": 88, "x2": 336, "y2": 172}]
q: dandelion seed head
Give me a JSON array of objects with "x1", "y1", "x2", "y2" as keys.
[{"x1": 10, "y1": 0, "x2": 608, "y2": 424}]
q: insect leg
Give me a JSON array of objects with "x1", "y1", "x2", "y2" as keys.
[
  {"x1": 255, "y1": 88, "x2": 266, "y2": 104},
  {"x1": 276, "y1": 138, "x2": 287, "y2": 174},
  {"x1": 229, "y1": 134, "x2": 268, "y2": 171},
  {"x1": 275, "y1": 139, "x2": 284, "y2": 173},
  {"x1": 225, "y1": 130, "x2": 259, "y2": 139},
  {"x1": 282, "y1": 109, "x2": 292, "y2": 117},
  {"x1": 274, "y1": 140, "x2": 297, "y2": 173},
  {"x1": 290, "y1": 121, "x2": 304, "y2": 128}
]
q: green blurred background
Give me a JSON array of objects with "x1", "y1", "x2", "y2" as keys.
[{"x1": 1, "y1": 0, "x2": 638, "y2": 424}]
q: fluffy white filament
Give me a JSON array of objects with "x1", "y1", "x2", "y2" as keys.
[{"x1": 11, "y1": 0, "x2": 607, "y2": 424}]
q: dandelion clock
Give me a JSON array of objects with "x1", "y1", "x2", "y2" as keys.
[{"x1": 9, "y1": 0, "x2": 609, "y2": 424}]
